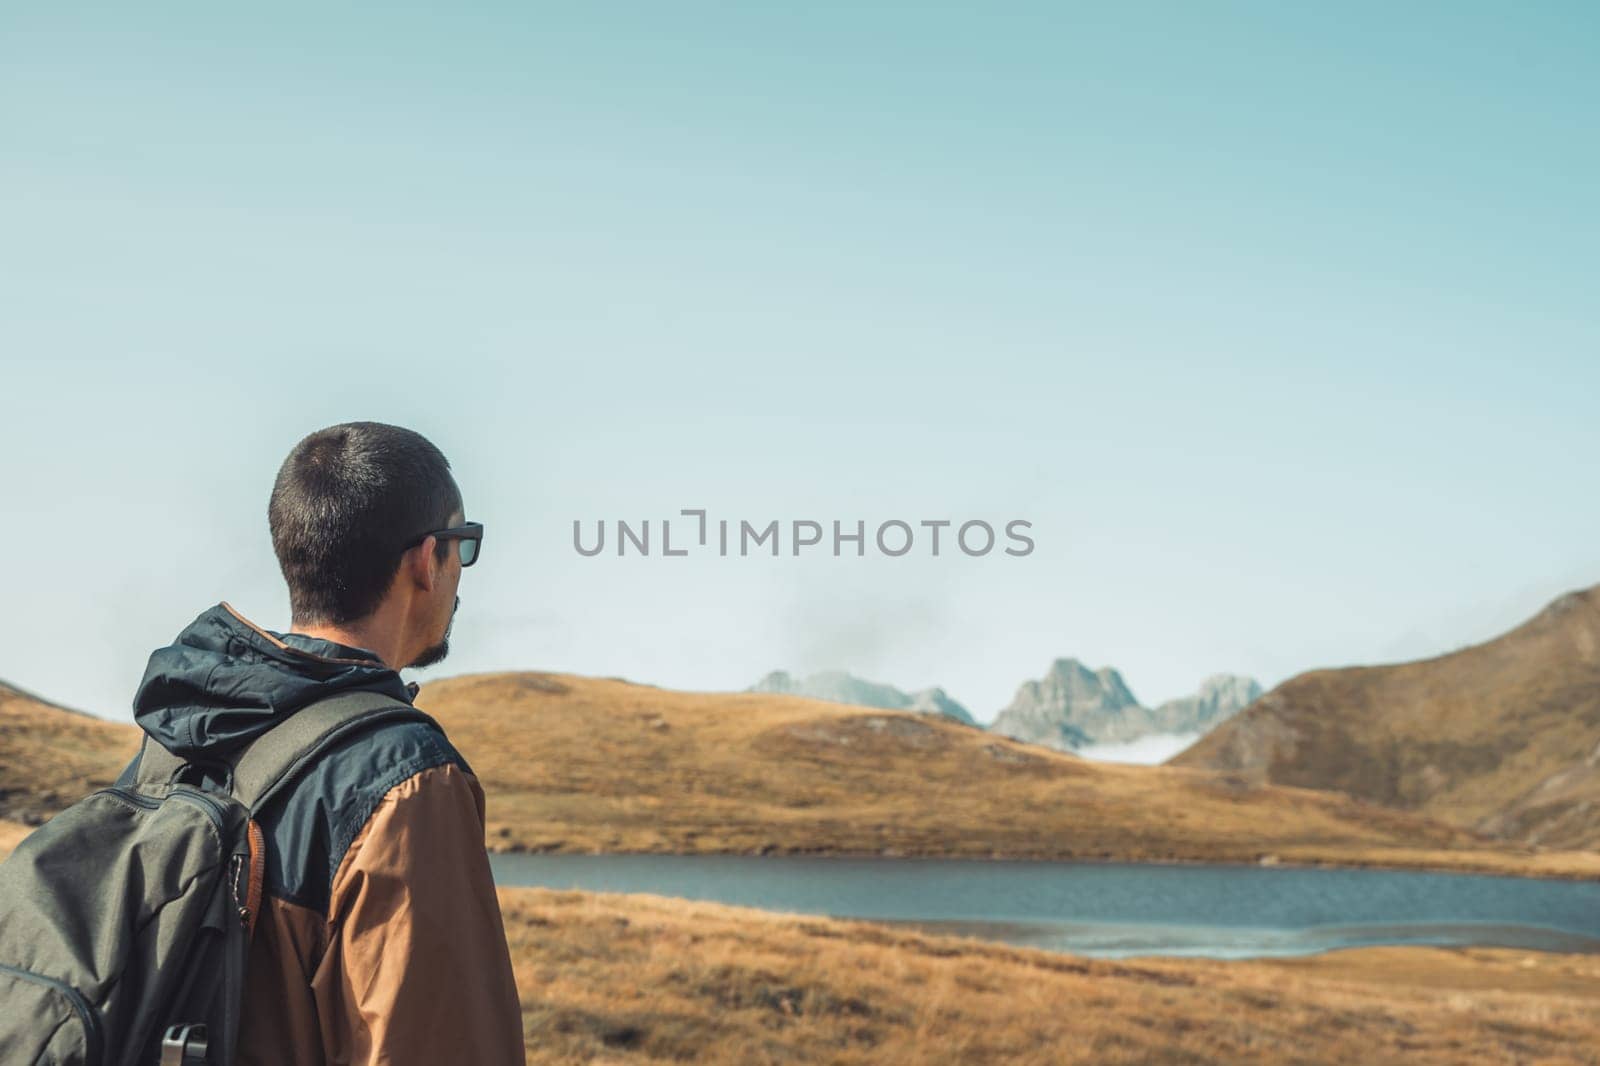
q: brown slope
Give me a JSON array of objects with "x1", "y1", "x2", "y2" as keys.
[
  {"x1": 414, "y1": 671, "x2": 1600, "y2": 878},
  {"x1": 3, "y1": 669, "x2": 1596, "y2": 878},
  {"x1": 1169, "y1": 585, "x2": 1600, "y2": 849},
  {"x1": 0, "y1": 681, "x2": 138, "y2": 825},
  {"x1": 0, "y1": 819, "x2": 32, "y2": 856}
]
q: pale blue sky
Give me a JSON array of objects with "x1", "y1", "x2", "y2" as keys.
[{"x1": 2, "y1": 3, "x2": 1596, "y2": 726}]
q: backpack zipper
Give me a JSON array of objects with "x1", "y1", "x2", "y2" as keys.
[
  {"x1": 0, "y1": 962, "x2": 105, "y2": 1064},
  {"x1": 102, "y1": 786, "x2": 229, "y2": 836}
]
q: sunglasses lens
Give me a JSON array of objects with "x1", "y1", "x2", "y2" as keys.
[{"x1": 458, "y1": 538, "x2": 479, "y2": 566}]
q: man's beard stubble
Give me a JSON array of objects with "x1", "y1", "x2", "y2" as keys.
[{"x1": 408, "y1": 595, "x2": 459, "y2": 669}]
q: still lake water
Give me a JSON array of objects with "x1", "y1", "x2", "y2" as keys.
[{"x1": 490, "y1": 853, "x2": 1600, "y2": 960}]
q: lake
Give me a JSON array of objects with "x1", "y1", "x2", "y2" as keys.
[{"x1": 490, "y1": 853, "x2": 1600, "y2": 960}]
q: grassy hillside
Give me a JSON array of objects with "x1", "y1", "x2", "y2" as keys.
[
  {"x1": 0, "y1": 819, "x2": 32, "y2": 856},
  {"x1": 1170, "y1": 585, "x2": 1600, "y2": 850},
  {"x1": 0, "y1": 681, "x2": 138, "y2": 825},
  {"x1": 5, "y1": 668, "x2": 1599, "y2": 879},
  {"x1": 414, "y1": 672, "x2": 1600, "y2": 879}
]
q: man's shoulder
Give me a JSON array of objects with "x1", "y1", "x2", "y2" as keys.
[
  {"x1": 316, "y1": 713, "x2": 474, "y2": 792},
  {"x1": 255, "y1": 714, "x2": 475, "y2": 914}
]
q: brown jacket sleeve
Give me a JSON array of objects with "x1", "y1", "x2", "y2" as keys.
[{"x1": 310, "y1": 762, "x2": 525, "y2": 1065}]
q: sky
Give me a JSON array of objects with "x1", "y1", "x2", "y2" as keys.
[{"x1": 2, "y1": 3, "x2": 1596, "y2": 731}]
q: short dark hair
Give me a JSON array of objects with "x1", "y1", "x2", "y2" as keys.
[{"x1": 269, "y1": 421, "x2": 462, "y2": 625}]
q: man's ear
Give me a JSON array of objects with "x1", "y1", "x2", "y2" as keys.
[{"x1": 405, "y1": 537, "x2": 440, "y2": 592}]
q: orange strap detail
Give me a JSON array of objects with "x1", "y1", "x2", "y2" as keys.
[{"x1": 245, "y1": 818, "x2": 266, "y2": 941}]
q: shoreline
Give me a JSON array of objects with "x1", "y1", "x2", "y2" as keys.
[{"x1": 486, "y1": 840, "x2": 1600, "y2": 883}]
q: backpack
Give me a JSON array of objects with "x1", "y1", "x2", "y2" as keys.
[{"x1": 0, "y1": 688, "x2": 437, "y2": 1066}]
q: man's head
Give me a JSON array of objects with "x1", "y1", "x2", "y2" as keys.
[{"x1": 269, "y1": 421, "x2": 470, "y2": 669}]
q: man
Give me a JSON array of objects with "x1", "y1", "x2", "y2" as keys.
[{"x1": 116, "y1": 421, "x2": 526, "y2": 1065}]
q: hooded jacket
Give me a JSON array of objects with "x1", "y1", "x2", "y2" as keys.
[{"x1": 116, "y1": 602, "x2": 525, "y2": 1066}]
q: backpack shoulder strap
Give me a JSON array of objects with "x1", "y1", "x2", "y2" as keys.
[
  {"x1": 231, "y1": 689, "x2": 440, "y2": 812},
  {"x1": 131, "y1": 689, "x2": 441, "y2": 813}
]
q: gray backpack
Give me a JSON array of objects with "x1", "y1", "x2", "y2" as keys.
[{"x1": 0, "y1": 690, "x2": 435, "y2": 1066}]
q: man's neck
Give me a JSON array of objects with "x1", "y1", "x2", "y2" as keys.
[{"x1": 292, "y1": 616, "x2": 406, "y2": 671}]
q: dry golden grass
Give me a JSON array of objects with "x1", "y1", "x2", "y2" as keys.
[
  {"x1": 501, "y1": 886, "x2": 1600, "y2": 1065},
  {"x1": 0, "y1": 819, "x2": 33, "y2": 856},
  {"x1": 0, "y1": 682, "x2": 137, "y2": 824},
  {"x1": 4, "y1": 669, "x2": 1599, "y2": 879},
  {"x1": 1174, "y1": 585, "x2": 1600, "y2": 850},
  {"x1": 417, "y1": 672, "x2": 1600, "y2": 880}
]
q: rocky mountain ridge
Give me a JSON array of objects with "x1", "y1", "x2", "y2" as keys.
[
  {"x1": 749, "y1": 664, "x2": 1261, "y2": 749},
  {"x1": 988, "y1": 661, "x2": 1262, "y2": 752}
]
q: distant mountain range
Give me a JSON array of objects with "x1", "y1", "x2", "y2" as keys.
[
  {"x1": 1171, "y1": 584, "x2": 1600, "y2": 850},
  {"x1": 747, "y1": 664, "x2": 1261, "y2": 749},
  {"x1": 989, "y1": 661, "x2": 1261, "y2": 751},
  {"x1": 748, "y1": 670, "x2": 978, "y2": 726}
]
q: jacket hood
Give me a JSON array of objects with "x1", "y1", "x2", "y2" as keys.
[{"x1": 133, "y1": 601, "x2": 419, "y2": 758}]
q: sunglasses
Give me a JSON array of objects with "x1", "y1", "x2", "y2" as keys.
[{"x1": 405, "y1": 521, "x2": 484, "y2": 567}]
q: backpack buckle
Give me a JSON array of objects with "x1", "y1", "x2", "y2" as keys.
[{"x1": 160, "y1": 1023, "x2": 210, "y2": 1065}]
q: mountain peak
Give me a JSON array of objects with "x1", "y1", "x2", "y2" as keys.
[
  {"x1": 752, "y1": 670, "x2": 797, "y2": 692},
  {"x1": 746, "y1": 669, "x2": 975, "y2": 725},
  {"x1": 993, "y1": 661, "x2": 1258, "y2": 753}
]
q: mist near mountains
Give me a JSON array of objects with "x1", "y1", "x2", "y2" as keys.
[
  {"x1": 749, "y1": 670, "x2": 978, "y2": 726},
  {"x1": 990, "y1": 661, "x2": 1263, "y2": 753},
  {"x1": 748, "y1": 662, "x2": 1262, "y2": 762}
]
